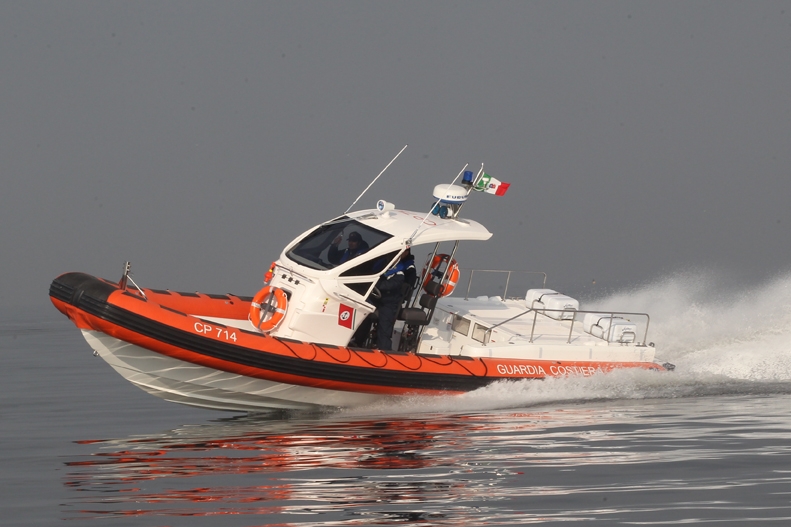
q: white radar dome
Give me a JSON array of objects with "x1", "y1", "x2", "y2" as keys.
[{"x1": 432, "y1": 184, "x2": 468, "y2": 204}]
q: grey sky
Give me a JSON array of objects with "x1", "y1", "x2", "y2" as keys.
[{"x1": 2, "y1": 1, "x2": 790, "y2": 310}]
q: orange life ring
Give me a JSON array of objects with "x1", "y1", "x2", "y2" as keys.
[
  {"x1": 250, "y1": 286, "x2": 288, "y2": 332},
  {"x1": 423, "y1": 254, "x2": 460, "y2": 297}
]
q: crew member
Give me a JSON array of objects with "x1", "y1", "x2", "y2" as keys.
[
  {"x1": 372, "y1": 249, "x2": 416, "y2": 351},
  {"x1": 328, "y1": 231, "x2": 369, "y2": 264}
]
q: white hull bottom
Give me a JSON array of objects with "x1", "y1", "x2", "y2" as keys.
[{"x1": 81, "y1": 330, "x2": 387, "y2": 412}]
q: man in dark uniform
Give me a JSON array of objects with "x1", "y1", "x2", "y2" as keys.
[
  {"x1": 328, "y1": 231, "x2": 369, "y2": 265},
  {"x1": 349, "y1": 249, "x2": 416, "y2": 351},
  {"x1": 372, "y1": 249, "x2": 416, "y2": 351}
]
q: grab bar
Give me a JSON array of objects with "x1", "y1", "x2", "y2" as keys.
[
  {"x1": 483, "y1": 307, "x2": 650, "y2": 346},
  {"x1": 464, "y1": 270, "x2": 548, "y2": 300}
]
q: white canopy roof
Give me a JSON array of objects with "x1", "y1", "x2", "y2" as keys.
[{"x1": 346, "y1": 208, "x2": 492, "y2": 246}]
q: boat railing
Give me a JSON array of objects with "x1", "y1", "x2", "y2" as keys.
[
  {"x1": 483, "y1": 306, "x2": 651, "y2": 346},
  {"x1": 463, "y1": 269, "x2": 548, "y2": 300}
]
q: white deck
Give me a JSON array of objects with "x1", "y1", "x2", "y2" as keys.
[{"x1": 416, "y1": 296, "x2": 656, "y2": 363}]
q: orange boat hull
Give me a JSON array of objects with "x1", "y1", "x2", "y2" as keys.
[{"x1": 50, "y1": 272, "x2": 666, "y2": 411}]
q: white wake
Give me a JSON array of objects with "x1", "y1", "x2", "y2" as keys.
[{"x1": 344, "y1": 270, "x2": 791, "y2": 416}]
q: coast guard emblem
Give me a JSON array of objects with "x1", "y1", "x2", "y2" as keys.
[{"x1": 338, "y1": 304, "x2": 355, "y2": 329}]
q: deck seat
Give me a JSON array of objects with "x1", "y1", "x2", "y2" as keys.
[
  {"x1": 399, "y1": 294, "x2": 438, "y2": 325},
  {"x1": 398, "y1": 281, "x2": 441, "y2": 325}
]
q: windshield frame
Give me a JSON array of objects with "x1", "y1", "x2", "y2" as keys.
[{"x1": 285, "y1": 217, "x2": 394, "y2": 271}]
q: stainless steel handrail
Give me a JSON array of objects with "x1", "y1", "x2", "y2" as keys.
[
  {"x1": 482, "y1": 306, "x2": 650, "y2": 346},
  {"x1": 463, "y1": 270, "x2": 548, "y2": 300}
]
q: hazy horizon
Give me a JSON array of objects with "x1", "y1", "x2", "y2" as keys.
[{"x1": 3, "y1": 1, "x2": 790, "y2": 311}]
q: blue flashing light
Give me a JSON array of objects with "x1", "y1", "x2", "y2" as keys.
[{"x1": 462, "y1": 170, "x2": 474, "y2": 185}]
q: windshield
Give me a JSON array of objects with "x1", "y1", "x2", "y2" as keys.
[{"x1": 286, "y1": 218, "x2": 393, "y2": 271}]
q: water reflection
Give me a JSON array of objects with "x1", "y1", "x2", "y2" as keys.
[
  {"x1": 68, "y1": 414, "x2": 455, "y2": 478},
  {"x1": 63, "y1": 398, "x2": 791, "y2": 525},
  {"x1": 62, "y1": 409, "x2": 573, "y2": 522}
]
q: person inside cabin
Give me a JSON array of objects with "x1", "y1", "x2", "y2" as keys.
[
  {"x1": 370, "y1": 249, "x2": 417, "y2": 351},
  {"x1": 328, "y1": 231, "x2": 369, "y2": 265}
]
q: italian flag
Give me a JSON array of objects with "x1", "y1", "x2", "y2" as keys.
[{"x1": 475, "y1": 173, "x2": 511, "y2": 196}]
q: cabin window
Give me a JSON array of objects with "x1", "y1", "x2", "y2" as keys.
[
  {"x1": 472, "y1": 323, "x2": 489, "y2": 343},
  {"x1": 452, "y1": 314, "x2": 471, "y2": 336},
  {"x1": 286, "y1": 217, "x2": 393, "y2": 271},
  {"x1": 343, "y1": 282, "x2": 373, "y2": 297},
  {"x1": 340, "y1": 250, "x2": 400, "y2": 278}
]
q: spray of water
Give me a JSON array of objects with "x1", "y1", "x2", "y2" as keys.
[
  {"x1": 590, "y1": 269, "x2": 791, "y2": 380},
  {"x1": 345, "y1": 270, "x2": 791, "y2": 416}
]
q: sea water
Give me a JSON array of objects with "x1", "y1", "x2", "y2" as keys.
[{"x1": 3, "y1": 271, "x2": 791, "y2": 525}]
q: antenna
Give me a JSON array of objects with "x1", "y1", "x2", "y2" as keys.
[
  {"x1": 471, "y1": 164, "x2": 485, "y2": 190},
  {"x1": 344, "y1": 144, "x2": 408, "y2": 214},
  {"x1": 406, "y1": 163, "x2": 468, "y2": 246}
]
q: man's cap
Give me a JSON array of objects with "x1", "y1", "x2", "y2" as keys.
[{"x1": 347, "y1": 231, "x2": 362, "y2": 242}]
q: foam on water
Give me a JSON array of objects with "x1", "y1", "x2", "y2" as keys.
[
  {"x1": 345, "y1": 270, "x2": 791, "y2": 417},
  {"x1": 591, "y1": 269, "x2": 791, "y2": 378}
]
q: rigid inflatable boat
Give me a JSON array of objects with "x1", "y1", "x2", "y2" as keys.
[{"x1": 50, "y1": 167, "x2": 673, "y2": 411}]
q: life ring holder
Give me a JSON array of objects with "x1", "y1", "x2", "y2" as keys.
[
  {"x1": 250, "y1": 286, "x2": 288, "y2": 332},
  {"x1": 423, "y1": 254, "x2": 460, "y2": 297}
]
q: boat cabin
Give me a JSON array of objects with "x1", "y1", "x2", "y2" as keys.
[{"x1": 260, "y1": 183, "x2": 491, "y2": 349}]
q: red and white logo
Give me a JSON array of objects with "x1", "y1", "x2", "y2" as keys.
[{"x1": 338, "y1": 304, "x2": 355, "y2": 329}]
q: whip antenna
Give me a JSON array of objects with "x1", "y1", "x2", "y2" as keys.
[{"x1": 344, "y1": 144, "x2": 408, "y2": 214}]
